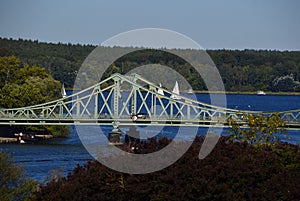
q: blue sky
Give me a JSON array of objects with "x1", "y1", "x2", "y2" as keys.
[{"x1": 0, "y1": 0, "x2": 299, "y2": 50}]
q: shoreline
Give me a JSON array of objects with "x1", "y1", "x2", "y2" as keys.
[
  {"x1": 192, "y1": 91, "x2": 300, "y2": 95},
  {"x1": 0, "y1": 137, "x2": 18, "y2": 143},
  {"x1": 70, "y1": 88, "x2": 300, "y2": 96},
  {"x1": 0, "y1": 134, "x2": 53, "y2": 144}
]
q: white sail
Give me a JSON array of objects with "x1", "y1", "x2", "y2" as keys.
[
  {"x1": 157, "y1": 83, "x2": 164, "y2": 96},
  {"x1": 61, "y1": 83, "x2": 67, "y2": 98},
  {"x1": 170, "y1": 81, "x2": 180, "y2": 100}
]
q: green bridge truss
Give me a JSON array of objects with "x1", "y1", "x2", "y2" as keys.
[{"x1": 0, "y1": 73, "x2": 299, "y2": 129}]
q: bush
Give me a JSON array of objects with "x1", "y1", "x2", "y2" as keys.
[
  {"x1": 34, "y1": 137, "x2": 300, "y2": 201},
  {"x1": 227, "y1": 113, "x2": 286, "y2": 145},
  {"x1": 0, "y1": 152, "x2": 37, "y2": 201}
]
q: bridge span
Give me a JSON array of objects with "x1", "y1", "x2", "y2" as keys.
[{"x1": 0, "y1": 73, "x2": 299, "y2": 129}]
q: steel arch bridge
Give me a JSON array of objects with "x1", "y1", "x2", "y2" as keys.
[{"x1": 0, "y1": 73, "x2": 299, "y2": 129}]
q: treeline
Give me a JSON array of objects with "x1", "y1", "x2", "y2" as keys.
[
  {"x1": 208, "y1": 50, "x2": 300, "y2": 92},
  {"x1": 0, "y1": 38, "x2": 94, "y2": 88},
  {"x1": 0, "y1": 37, "x2": 300, "y2": 92}
]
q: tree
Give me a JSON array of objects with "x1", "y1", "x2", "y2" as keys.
[
  {"x1": 227, "y1": 113, "x2": 286, "y2": 145},
  {"x1": 0, "y1": 82, "x2": 44, "y2": 108},
  {"x1": 0, "y1": 56, "x2": 20, "y2": 88},
  {"x1": 0, "y1": 56, "x2": 69, "y2": 137},
  {"x1": 15, "y1": 64, "x2": 50, "y2": 84},
  {"x1": 1, "y1": 37, "x2": 300, "y2": 92},
  {"x1": 0, "y1": 152, "x2": 37, "y2": 201},
  {"x1": 272, "y1": 74, "x2": 300, "y2": 92},
  {"x1": 0, "y1": 47, "x2": 12, "y2": 57},
  {"x1": 0, "y1": 56, "x2": 61, "y2": 108}
]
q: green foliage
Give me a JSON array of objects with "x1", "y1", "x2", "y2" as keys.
[
  {"x1": 1, "y1": 38, "x2": 300, "y2": 92},
  {"x1": 227, "y1": 113, "x2": 286, "y2": 145},
  {"x1": 0, "y1": 55, "x2": 20, "y2": 88},
  {"x1": 44, "y1": 125, "x2": 70, "y2": 138},
  {"x1": 0, "y1": 152, "x2": 37, "y2": 201},
  {"x1": 34, "y1": 137, "x2": 300, "y2": 201},
  {"x1": 24, "y1": 125, "x2": 70, "y2": 138},
  {"x1": 105, "y1": 172, "x2": 126, "y2": 190},
  {"x1": 0, "y1": 55, "x2": 69, "y2": 137},
  {"x1": 0, "y1": 38, "x2": 95, "y2": 88},
  {"x1": 272, "y1": 74, "x2": 300, "y2": 92},
  {"x1": 0, "y1": 55, "x2": 60, "y2": 108},
  {"x1": 102, "y1": 49, "x2": 207, "y2": 91},
  {"x1": 43, "y1": 167, "x2": 65, "y2": 184}
]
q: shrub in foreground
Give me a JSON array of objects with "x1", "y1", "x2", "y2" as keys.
[{"x1": 35, "y1": 137, "x2": 300, "y2": 201}]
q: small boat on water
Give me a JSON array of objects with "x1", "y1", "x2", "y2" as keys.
[
  {"x1": 257, "y1": 90, "x2": 266, "y2": 96},
  {"x1": 170, "y1": 81, "x2": 181, "y2": 100},
  {"x1": 187, "y1": 88, "x2": 194, "y2": 94}
]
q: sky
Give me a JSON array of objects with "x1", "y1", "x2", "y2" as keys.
[{"x1": 0, "y1": 0, "x2": 299, "y2": 50}]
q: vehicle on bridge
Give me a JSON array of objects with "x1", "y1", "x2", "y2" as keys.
[{"x1": 131, "y1": 113, "x2": 149, "y2": 121}]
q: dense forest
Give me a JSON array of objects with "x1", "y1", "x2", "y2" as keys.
[{"x1": 0, "y1": 37, "x2": 300, "y2": 92}]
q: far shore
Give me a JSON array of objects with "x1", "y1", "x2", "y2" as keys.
[
  {"x1": 192, "y1": 91, "x2": 300, "y2": 95},
  {"x1": 0, "y1": 134, "x2": 53, "y2": 144},
  {"x1": 70, "y1": 87, "x2": 300, "y2": 96}
]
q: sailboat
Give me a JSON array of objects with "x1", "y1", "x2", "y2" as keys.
[
  {"x1": 170, "y1": 81, "x2": 181, "y2": 100},
  {"x1": 61, "y1": 83, "x2": 67, "y2": 98},
  {"x1": 157, "y1": 83, "x2": 164, "y2": 97}
]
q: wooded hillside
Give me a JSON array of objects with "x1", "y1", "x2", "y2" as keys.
[{"x1": 1, "y1": 37, "x2": 299, "y2": 92}]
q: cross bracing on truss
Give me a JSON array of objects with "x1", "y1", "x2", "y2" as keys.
[{"x1": 0, "y1": 73, "x2": 299, "y2": 128}]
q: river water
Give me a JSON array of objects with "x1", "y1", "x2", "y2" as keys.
[{"x1": 0, "y1": 93, "x2": 300, "y2": 182}]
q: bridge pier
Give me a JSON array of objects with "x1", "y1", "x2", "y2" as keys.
[{"x1": 108, "y1": 121, "x2": 123, "y2": 145}]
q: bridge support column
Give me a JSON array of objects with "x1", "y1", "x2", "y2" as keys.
[
  {"x1": 131, "y1": 86, "x2": 137, "y2": 115},
  {"x1": 94, "y1": 86, "x2": 99, "y2": 119},
  {"x1": 113, "y1": 77, "x2": 121, "y2": 119},
  {"x1": 59, "y1": 101, "x2": 63, "y2": 118},
  {"x1": 76, "y1": 95, "x2": 80, "y2": 118},
  {"x1": 153, "y1": 95, "x2": 156, "y2": 116},
  {"x1": 186, "y1": 100, "x2": 192, "y2": 120},
  {"x1": 170, "y1": 101, "x2": 173, "y2": 119}
]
